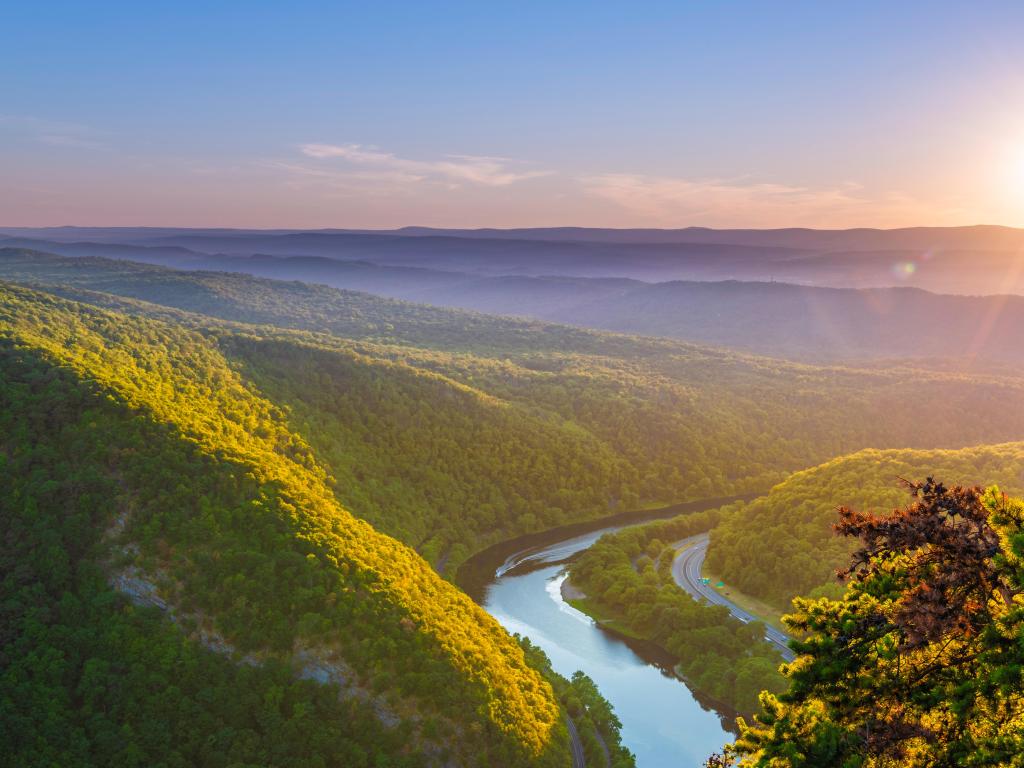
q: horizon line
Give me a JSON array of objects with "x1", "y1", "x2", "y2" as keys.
[{"x1": 2, "y1": 222, "x2": 1023, "y2": 234}]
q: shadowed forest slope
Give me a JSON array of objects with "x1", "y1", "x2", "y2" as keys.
[{"x1": 0, "y1": 282, "x2": 571, "y2": 767}]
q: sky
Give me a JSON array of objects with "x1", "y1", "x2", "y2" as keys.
[{"x1": 4, "y1": 1, "x2": 1024, "y2": 229}]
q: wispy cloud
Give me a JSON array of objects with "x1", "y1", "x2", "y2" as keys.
[
  {"x1": 0, "y1": 114, "x2": 108, "y2": 151},
  {"x1": 581, "y1": 173, "x2": 961, "y2": 228},
  {"x1": 259, "y1": 159, "x2": 427, "y2": 197},
  {"x1": 298, "y1": 142, "x2": 550, "y2": 186}
]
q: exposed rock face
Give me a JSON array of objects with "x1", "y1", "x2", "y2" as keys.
[
  {"x1": 295, "y1": 649, "x2": 401, "y2": 728},
  {"x1": 106, "y1": 512, "x2": 405, "y2": 730},
  {"x1": 111, "y1": 567, "x2": 167, "y2": 610}
]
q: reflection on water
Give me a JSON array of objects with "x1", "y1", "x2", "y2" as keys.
[
  {"x1": 484, "y1": 533, "x2": 732, "y2": 768},
  {"x1": 495, "y1": 527, "x2": 625, "y2": 577}
]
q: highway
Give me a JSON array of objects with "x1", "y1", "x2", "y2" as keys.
[
  {"x1": 565, "y1": 715, "x2": 586, "y2": 768},
  {"x1": 671, "y1": 533, "x2": 795, "y2": 662}
]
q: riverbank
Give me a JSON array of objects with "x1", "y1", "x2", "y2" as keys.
[
  {"x1": 560, "y1": 574, "x2": 645, "y2": 641},
  {"x1": 560, "y1": 572, "x2": 745, "y2": 727},
  {"x1": 567, "y1": 512, "x2": 789, "y2": 717},
  {"x1": 465, "y1": 495, "x2": 766, "y2": 764},
  {"x1": 560, "y1": 574, "x2": 587, "y2": 601},
  {"x1": 455, "y1": 493, "x2": 756, "y2": 603},
  {"x1": 486, "y1": 555, "x2": 736, "y2": 765}
]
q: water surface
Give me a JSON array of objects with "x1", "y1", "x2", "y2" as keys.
[{"x1": 483, "y1": 529, "x2": 733, "y2": 767}]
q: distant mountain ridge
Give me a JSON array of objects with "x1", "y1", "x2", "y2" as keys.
[
  {"x1": 383, "y1": 224, "x2": 1024, "y2": 250},
  {"x1": 4, "y1": 243, "x2": 1024, "y2": 364},
  {"x1": 3, "y1": 225, "x2": 1024, "y2": 293},
  {"x1": 5, "y1": 223, "x2": 1024, "y2": 250}
]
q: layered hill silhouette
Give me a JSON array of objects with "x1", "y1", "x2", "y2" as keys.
[
  {"x1": 4, "y1": 228, "x2": 1024, "y2": 365},
  {"x1": 3, "y1": 224, "x2": 1024, "y2": 293}
]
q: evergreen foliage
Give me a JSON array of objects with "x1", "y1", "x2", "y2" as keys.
[{"x1": 715, "y1": 480, "x2": 1024, "y2": 767}]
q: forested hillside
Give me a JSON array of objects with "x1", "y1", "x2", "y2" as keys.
[
  {"x1": 6, "y1": 249, "x2": 1024, "y2": 578},
  {"x1": 6, "y1": 251, "x2": 1024, "y2": 765},
  {"x1": 704, "y1": 442, "x2": 1024, "y2": 609},
  {"x1": 0, "y1": 247, "x2": 636, "y2": 356},
  {"x1": 0, "y1": 283, "x2": 574, "y2": 767}
]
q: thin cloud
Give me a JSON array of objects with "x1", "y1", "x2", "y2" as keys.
[
  {"x1": 0, "y1": 114, "x2": 108, "y2": 151},
  {"x1": 261, "y1": 159, "x2": 426, "y2": 192},
  {"x1": 581, "y1": 173, "x2": 963, "y2": 228},
  {"x1": 299, "y1": 142, "x2": 550, "y2": 186},
  {"x1": 36, "y1": 133, "x2": 108, "y2": 150}
]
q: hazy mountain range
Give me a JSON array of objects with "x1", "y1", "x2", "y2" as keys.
[{"x1": 3, "y1": 225, "x2": 1024, "y2": 364}]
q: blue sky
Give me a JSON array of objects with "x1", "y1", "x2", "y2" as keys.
[{"x1": 4, "y1": 1, "x2": 1024, "y2": 228}]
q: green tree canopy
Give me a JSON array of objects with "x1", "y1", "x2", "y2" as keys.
[{"x1": 715, "y1": 479, "x2": 1024, "y2": 767}]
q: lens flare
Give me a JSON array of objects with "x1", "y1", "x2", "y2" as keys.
[{"x1": 892, "y1": 261, "x2": 917, "y2": 278}]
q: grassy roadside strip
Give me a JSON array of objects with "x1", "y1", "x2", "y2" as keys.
[{"x1": 699, "y1": 566, "x2": 789, "y2": 633}]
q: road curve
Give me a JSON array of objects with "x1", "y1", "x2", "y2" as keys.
[
  {"x1": 671, "y1": 533, "x2": 795, "y2": 662},
  {"x1": 565, "y1": 715, "x2": 586, "y2": 768}
]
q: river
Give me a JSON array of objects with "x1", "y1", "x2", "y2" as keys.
[{"x1": 458, "y1": 500, "x2": 745, "y2": 768}]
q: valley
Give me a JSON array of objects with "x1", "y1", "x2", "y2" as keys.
[
  {"x1": 11, "y1": 7, "x2": 1024, "y2": 765},
  {"x1": 5, "y1": 232, "x2": 1024, "y2": 767}
]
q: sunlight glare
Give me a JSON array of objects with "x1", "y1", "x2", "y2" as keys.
[{"x1": 1006, "y1": 144, "x2": 1024, "y2": 205}]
